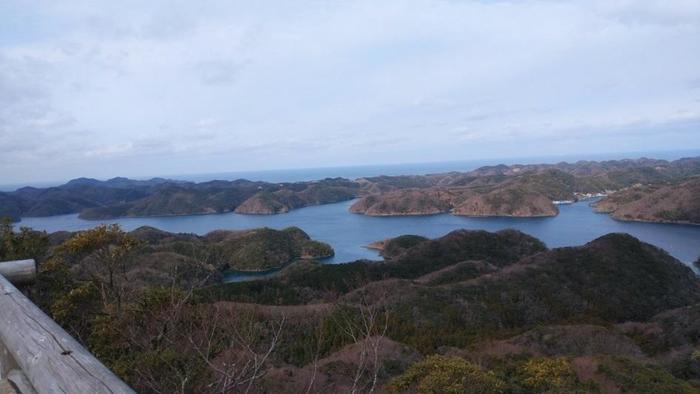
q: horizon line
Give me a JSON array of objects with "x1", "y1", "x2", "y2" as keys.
[{"x1": 2, "y1": 148, "x2": 699, "y2": 192}]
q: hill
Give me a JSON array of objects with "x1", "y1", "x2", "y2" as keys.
[
  {"x1": 198, "y1": 230, "x2": 700, "y2": 392},
  {"x1": 234, "y1": 179, "x2": 358, "y2": 214},
  {"x1": 594, "y1": 176, "x2": 700, "y2": 224},
  {"x1": 351, "y1": 157, "x2": 700, "y2": 218},
  {"x1": 0, "y1": 177, "x2": 360, "y2": 220},
  {"x1": 8, "y1": 223, "x2": 700, "y2": 393},
  {"x1": 2, "y1": 157, "x2": 698, "y2": 221}
]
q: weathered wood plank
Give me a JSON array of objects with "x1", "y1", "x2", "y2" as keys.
[
  {"x1": 0, "y1": 261, "x2": 36, "y2": 286},
  {"x1": 0, "y1": 274, "x2": 135, "y2": 394}
]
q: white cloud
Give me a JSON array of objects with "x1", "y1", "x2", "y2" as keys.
[{"x1": 0, "y1": 0, "x2": 698, "y2": 183}]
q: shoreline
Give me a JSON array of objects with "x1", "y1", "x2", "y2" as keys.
[
  {"x1": 351, "y1": 209, "x2": 558, "y2": 218},
  {"x1": 21, "y1": 200, "x2": 698, "y2": 229},
  {"x1": 76, "y1": 198, "x2": 359, "y2": 221},
  {"x1": 608, "y1": 215, "x2": 700, "y2": 227}
]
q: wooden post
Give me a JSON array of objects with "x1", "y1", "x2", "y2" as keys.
[
  {"x1": 0, "y1": 260, "x2": 36, "y2": 286},
  {"x1": 0, "y1": 274, "x2": 135, "y2": 394}
]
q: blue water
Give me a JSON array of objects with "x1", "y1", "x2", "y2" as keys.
[{"x1": 18, "y1": 199, "x2": 700, "y2": 281}]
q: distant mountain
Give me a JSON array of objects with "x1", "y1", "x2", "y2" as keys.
[
  {"x1": 0, "y1": 176, "x2": 360, "y2": 221},
  {"x1": 1, "y1": 157, "x2": 698, "y2": 222}
]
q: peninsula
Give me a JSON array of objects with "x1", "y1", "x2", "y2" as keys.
[
  {"x1": 351, "y1": 157, "x2": 700, "y2": 223},
  {"x1": 594, "y1": 176, "x2": 700, "y2": 224}
]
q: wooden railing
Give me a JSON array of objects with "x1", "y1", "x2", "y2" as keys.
[{"x1": 0, "y1": 260, "x2": 134, "y2": 394}]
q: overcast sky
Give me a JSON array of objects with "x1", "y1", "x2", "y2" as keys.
[{"x1": 1, "y1": 0, "x2": 699, "y2": 184}]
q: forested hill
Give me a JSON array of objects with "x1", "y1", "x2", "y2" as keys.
[
  {"x1": 0, "y1": 176, "x2": 359, "y2": 221},
  {"x1": 594, "y1": 176, "x2": 700, "y2": 224},
  {"x1": 2, "y1": 156, "x2": 698, "y2": 222},
  {"x1": 351, "y1": 156, "x2": 700, "y2": 221},
  {"x1": 4, "y1": 222, "x2": 700, "y2": 393}
]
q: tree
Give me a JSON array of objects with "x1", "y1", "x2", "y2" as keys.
[
  {"x1": 330, "y1": 295, "x2": 390, "y2": 394},
  {"x1": 51, "y1": 281, "x2": 102, "y2": 344},
  {"x1": 58, "y1": 224, "x2": 139, "y2": 311},
  {"x1": 0, "y1": 217, "x2": 49, "y2": 262},
  {"x1": 189, "y1": 305, "x2": 286, "y2": 393}
]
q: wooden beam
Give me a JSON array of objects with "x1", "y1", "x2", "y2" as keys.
[
  {"x1": 0, "y1": 274, "x2": 135, "y2": 394},
  {"x1": 0, "y1": 261, "x2": 35, "y2": 286}
]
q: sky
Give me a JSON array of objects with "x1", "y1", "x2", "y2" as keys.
[{"x1": 1, "y1": 0, "x2": 699, "y2": 184}]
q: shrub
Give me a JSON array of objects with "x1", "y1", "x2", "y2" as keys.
[
  {"x1": 598, "y1": 356, "x2": 697, "y2": 394},
  {"x1": 517, "y1": 357, "x2": 579, "y2": 391},
  {"x1": 387, "y1": 355, "x2": 506, "y2": 394}
]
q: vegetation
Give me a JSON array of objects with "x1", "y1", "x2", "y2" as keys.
[
  {"x1": 211, "y1": 226, "x2": 334, "y2": 271},
  {"x1": 0, "y1": 217, "x2": 49, "y2": 262},
  {"x1": 387, "y1": 355, "x2": 506, "y2": 394},
  {"x1": 516, "y1": 357, "x2": 583, "y2": 392},
  {"x1": 597, "y1": 356, "x2": 698, "y2": 393},
  {"x1": 595, "y1": 176, "x2": 700, "y2": 224},
  {"x1": 3, "y1": 221, "x2": 700, "y2": 393},
  {"x1": 3, "y1": 157, "x2": 699, "y2": 222},
  {"x1": 352, "y1": 157, "x2": 700, "y2": 219},
  {"x1": 0, "y1": 177, "x2": 360, "y2": 220},
  {"x1": 380, "y1": 235, "x2": 429, "y2": 259},
  {"x1": 388, "y1": 355, "x2": 603, "y2": 393}
]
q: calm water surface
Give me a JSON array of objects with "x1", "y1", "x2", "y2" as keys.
[{"x1": 18, "y1": 199, "x2": 700, "y2": 280}]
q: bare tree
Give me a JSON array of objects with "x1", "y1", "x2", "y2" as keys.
[
  {"x1": 303, "y1": 317, "x2": 329, "y2": 394},
  {"x1": 188, "y1": 305, "x2": 286, "y2": 394},
  {"x1": 333, "y1": 294, "x2": 389, "y2": 394}
]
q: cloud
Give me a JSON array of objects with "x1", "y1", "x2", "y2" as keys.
[
  {"x1": 0, "y1": 0, "x2": 698, "y2": 183},
  {"x1": 194, "y1": 60, "x2": 246, "y2": 85}
]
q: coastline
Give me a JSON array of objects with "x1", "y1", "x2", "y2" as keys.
[
  {"x1": 350, "y1": 210, "x2": 449, "y2": 217},
  {"x1": 78, "y1": 197, "x2": 359, "y2": 220},
  {"x1": 351, "y1": 209, "x2": 558, "y2": 218},
  {"x1": 450, "y1": 212, "x2": 557, "y2": 218},
  {"x1": 77, "y1": 209, "x2": 235, "y2": 221},
  {"x1": 607, "y1": 215, "x2": 700, "y2": 227}
]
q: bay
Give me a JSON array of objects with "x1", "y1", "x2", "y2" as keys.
[{"x1": 18, "y1": 199, "x2": 700, "y2": 281}]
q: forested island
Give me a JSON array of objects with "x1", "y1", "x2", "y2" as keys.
[
  {"x1": 2, "y1": 220, "x2": 700, "y2": 393},
  {"x1": 1, "y1": 156, "x2": 699, "y2": 224}
]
